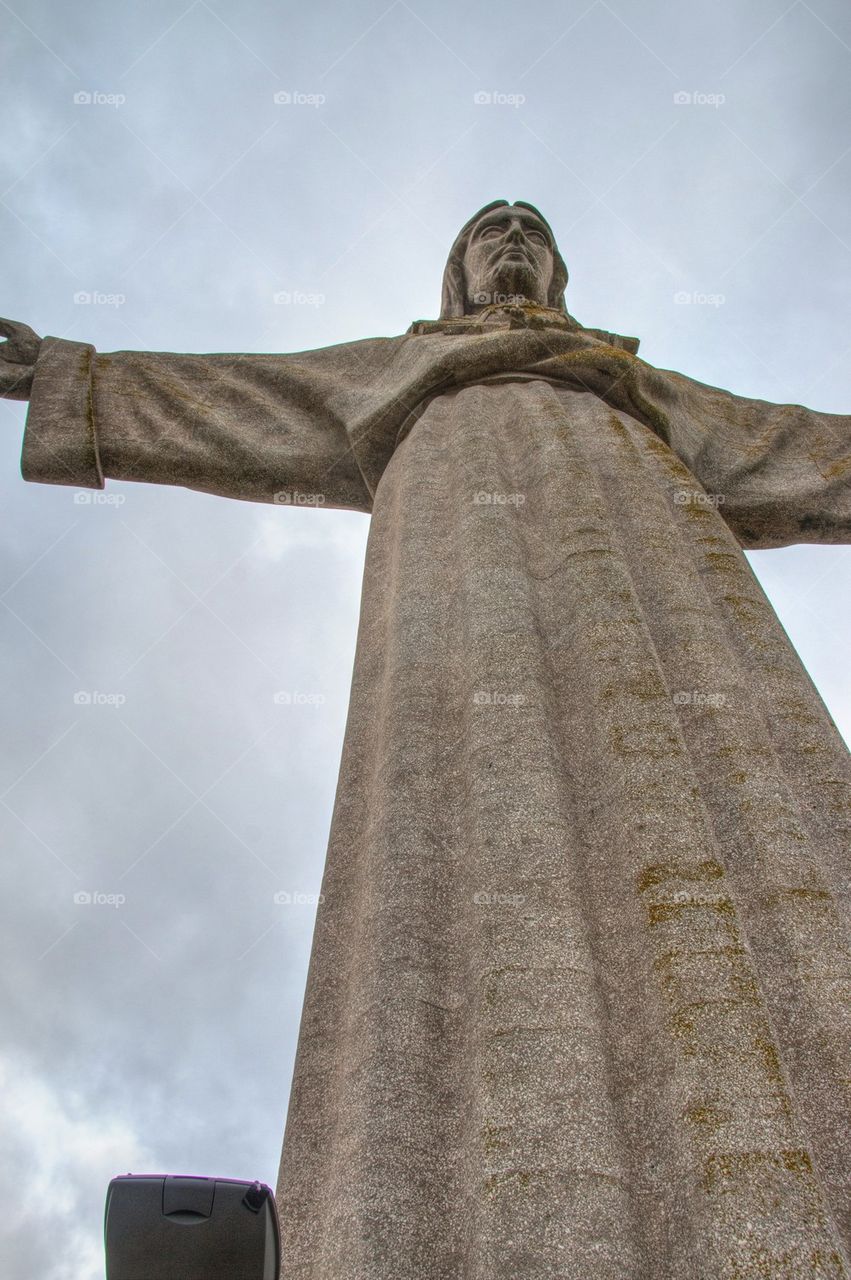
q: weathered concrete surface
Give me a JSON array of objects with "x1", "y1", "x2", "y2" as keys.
[
  {"x1": 13, "y1": 202, "x2": 851, "y2": 1277},
  {"x1": 276, "y1": 365, "x2": 851, "y2": 1279}
]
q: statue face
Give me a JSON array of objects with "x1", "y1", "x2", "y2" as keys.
[{"x1": 462, "y1": 206, "x2": 555, "y2": 311}]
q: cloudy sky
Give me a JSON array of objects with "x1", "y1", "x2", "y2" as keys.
[{"x1": 1, "y1": 1, "x2": 850, "y2": 1275}]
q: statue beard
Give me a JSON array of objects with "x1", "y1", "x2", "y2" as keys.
[{"x1": 472, "y1": 257, "x2": 546, "y2": 308}]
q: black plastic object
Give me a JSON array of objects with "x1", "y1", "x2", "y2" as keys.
[{"x1": 104, "y1": 1174, "x2": 280, "y2": 1279}]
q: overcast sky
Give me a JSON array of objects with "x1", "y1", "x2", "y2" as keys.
[{"x1": 1, "y1": 1, "x2": 850, "y2": 1276}]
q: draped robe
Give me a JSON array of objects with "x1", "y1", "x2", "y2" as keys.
[{"x1": 21, "y1": 313, "x2": 851, "y2": 1279}]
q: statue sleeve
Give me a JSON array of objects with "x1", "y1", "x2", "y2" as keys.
[
  {"x1": 649, "y1": 365, "x2": 851, "y2": 549},
  {"x1": 20, "y1": 336, "x2": 373, "y2": 512}
]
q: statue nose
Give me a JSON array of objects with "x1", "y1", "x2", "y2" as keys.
[{"x1": 501, "y1": 226, "x2": 530, "y2": 252}]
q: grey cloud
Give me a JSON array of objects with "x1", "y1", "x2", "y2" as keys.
[{"x1": 1, "y1": 1, "x2": 849, "y2": 1275}]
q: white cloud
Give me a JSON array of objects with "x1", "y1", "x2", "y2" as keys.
[{"x1": 0, "y1": 1052, "x2": 155, "y2": 1280}]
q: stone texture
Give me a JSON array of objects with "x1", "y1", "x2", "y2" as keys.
[{"x1": 12, "y1": 204, "x2": 851, "y2": 1278}]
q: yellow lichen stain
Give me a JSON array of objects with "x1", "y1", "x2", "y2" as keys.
[
  {"x1": 603, "y1": 672, "x2": 668, "y2": 704},
  {"x1": 610, "y1": 723, "x2": 681, "y2": 758},
  {"x1": 778, "y1": 706, "x2": 823, "y2": 729},
  {"x1": 683, "y1": 1101, "x2": 728, "y2": 1136},
  {"x1": 704, "y1": 551, "x2": 743, "y2": 576},
  {"x1": 780, "y1": 1149, "x2": 813, "y2": 1176},
  {"x1": 702, "y1": 1148, "x2": 814, "y2": 1195},
  {"x1": 723, "y1": 591, "x2": 762, "y2": 616},
  {"x1": 643, "y1": 434, "x2": 677, "y2": 459},
  {"x1": 752, "y1": 1033, "x2": 786, "y2": 1091},
  {"x1": 769, "y1": 887, "x2": 833, "y2": 907},
  {"x1": 669, "y1": 996, "x2": 755, "y2": 1051},
  {"x1": 637, "y1": 859, "x2": 724, "y2": 894},
  {"x1": 727, "y1": 1246, "x2": 847, "y2": 1279},
  {"x1": 481, "y1": 1124, "x2": 512, "y2": 1155},
  {"x1": 669, "y1": 1003, "x2": 699, "y2": 1048},
  {"x1": 719, "y1": 602, "x2": 774, "y2": 654},
  {"x1": 648, "y1": 897, "x2": 735, "y2": 926},
  {"x1": 654, "y1": 945, "x2": 747, "y2": 972}
]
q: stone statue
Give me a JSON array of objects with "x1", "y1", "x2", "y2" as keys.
[{"x1": 3, "y1": 200, "x2": 850, "y2": 1279}]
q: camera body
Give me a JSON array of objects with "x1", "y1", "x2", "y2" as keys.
[{"x1": 104, "y1": 1174, "x2": 280, "y2": 1280}]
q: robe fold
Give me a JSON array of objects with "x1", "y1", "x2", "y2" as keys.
[{"x1": 22, "y1": 315, "x2": 851, "y2": 1278}]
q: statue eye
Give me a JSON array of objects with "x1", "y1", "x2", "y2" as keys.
[
  {"x1": 527, "y1": 229, "x2": 548, "y2": 245},
  {"x1": 479, "y1": 226, "x2": 503, "y2": 238}
]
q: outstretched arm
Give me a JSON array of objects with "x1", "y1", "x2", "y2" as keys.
[
  {"x1": 647, "y1": 364, "x2": 851, "y2": 549},
  {"x1": 2, "y1": 322, "x2": 374, "y2": 513}
]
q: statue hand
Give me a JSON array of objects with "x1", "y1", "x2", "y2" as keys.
[{"x1": 0, "y1": 318, "x2": 42, "y2": 401}]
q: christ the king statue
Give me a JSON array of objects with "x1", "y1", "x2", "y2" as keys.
[{"x1": 3, "y1": 201, "x2": 850, "y2": 1279}]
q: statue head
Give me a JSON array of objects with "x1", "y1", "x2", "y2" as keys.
[{"x1": 440, "y1": 200, "x2": 569, "y2": 319}]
